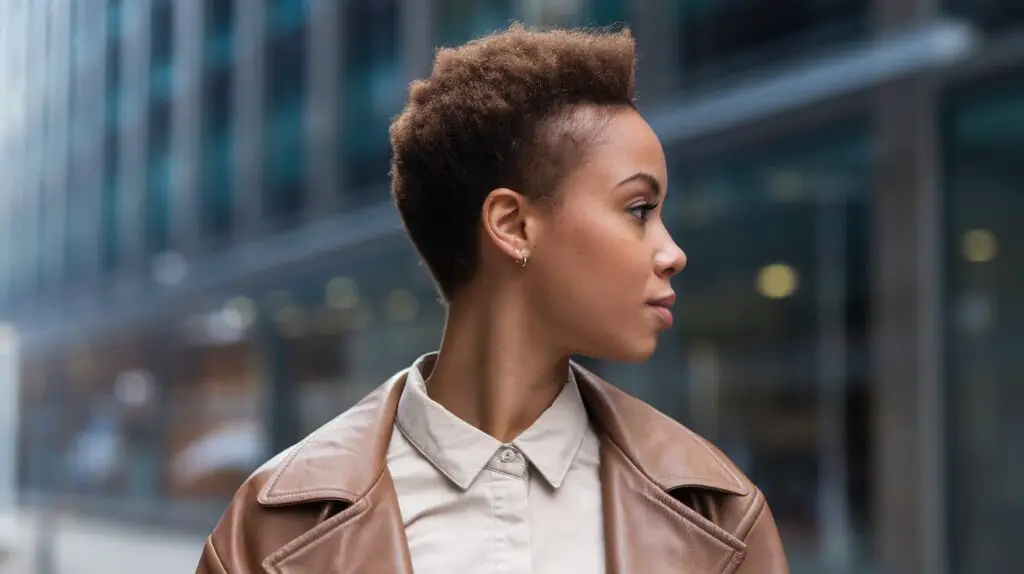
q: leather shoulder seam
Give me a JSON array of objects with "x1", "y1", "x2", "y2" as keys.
[
  {"x1": 206, "y1": 535, "x2": 229, "y2": 573},
  {"x1": 735, "y1": 488, "x2": 767, "y2": 541}
]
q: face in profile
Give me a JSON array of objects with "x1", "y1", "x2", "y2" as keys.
[{"x1": 525, "y1": 106, "x2": 686, "y2": 362}]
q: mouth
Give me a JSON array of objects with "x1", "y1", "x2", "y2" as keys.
[{"x1": 646, "y1": 293, "x2": 676, "y2": 329}]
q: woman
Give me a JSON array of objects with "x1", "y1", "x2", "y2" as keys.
[{"x1": 197, "y1": 25, "x2": 788, "y2": 574}]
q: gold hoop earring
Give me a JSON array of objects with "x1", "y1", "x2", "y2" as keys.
[{"x1": 517, "y1": 249, "x2": 529, "y2": 268}]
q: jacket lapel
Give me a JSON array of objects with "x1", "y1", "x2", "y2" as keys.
[
  {"x1": 600, "y1": 438, "x2": 746, "y2": 574},
  {"x1": 262, "y1": 470, "x2": 413, "y2": 574},
  {"x1": 254, "y1": 371, "x2": 414, "y2": 574}
]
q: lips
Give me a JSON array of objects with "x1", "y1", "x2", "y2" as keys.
[
  {"x1": 648, "y1": 293, "x2": 676, "y2": 308},
  {"x1": 647, "y1": 293, "x2": 676, "y2": 329}
]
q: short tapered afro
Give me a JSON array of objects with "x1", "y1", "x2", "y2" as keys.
[{"x1": 389, "y1": 23, "x2": 637, "y2": 301}]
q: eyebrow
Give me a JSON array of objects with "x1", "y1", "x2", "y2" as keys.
[{"x1": 616, "y1": 172, "x2": 662, "y2": 197}]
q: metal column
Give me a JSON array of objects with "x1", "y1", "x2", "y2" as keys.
[{"x1": 872, "y1": 0, "x2": 947, "y2": 571}]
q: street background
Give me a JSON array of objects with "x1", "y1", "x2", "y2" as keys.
[{"x1": 0, "y1": 0, "x2": 1021, "y2": 573}]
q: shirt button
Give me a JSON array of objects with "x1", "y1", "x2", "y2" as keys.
[{"x1": 499, "y1": 447, "x2": 516, "y2": 463}]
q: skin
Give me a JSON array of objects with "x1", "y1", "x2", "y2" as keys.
[{"x1": 425, "y1": 105, "x2": 687, "y2": 442}]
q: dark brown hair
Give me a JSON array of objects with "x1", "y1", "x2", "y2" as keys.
[{"x1": 389, "y1": 23, "x2": 637, "y2": 300}]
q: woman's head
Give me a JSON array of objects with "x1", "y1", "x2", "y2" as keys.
[{"x1": 390, "y1": 25, "x2": 685, "y2": 362}]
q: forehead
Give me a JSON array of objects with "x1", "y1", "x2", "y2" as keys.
[{"x1": 570, "y1": 107, "x2": 668, "y2": 190}]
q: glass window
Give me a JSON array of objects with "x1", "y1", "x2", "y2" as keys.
[
  {"x1": 107, "y1": 0, "x2": 123, "y2": 38},
  {"x1": 435, "y1": 0, "x2": 514, "y2": 47},
  {"x1": 147, "y1": 3, "x2": 173, "y2": 254},
  {"x1": 264, "y1": 1, "x2": 308, "y2": 222},
  {"x1": 100, "y1": 162, "x2": 120, "y2": 272},
  {"x1": 339, "y1": 0, "x2": 401, "y2": 202},
  {"x1": 200, "y1": 127, "x2": 233, "y2": 241},
  {"x1": 102, "y1": 19, "x2": 121, "y2": 271},
  {"x1": 19, "y1": 339, "x2": 164, "y2": 504},
  {"x1": 622, "y1": 125, "x2": 874, "y2": 573},
  {"x1": 258, "y1": 244, "x2": 444, "y2": 439},
  {"x1": 151, "y1": 1, "x2": 173, "y2": 46},
  {"x1": 145, "y1": 144, "x2": 171, "y2": 254},
  {"x1": 17, "y1": 321, "x2": 257, "y2": 529},
  {"x1": 435, "y1": 0, "x2": 627, "y2": 46},
  {"x1": 104, "y1": 37, "x2": 121, "y2": 129},
  {"x1": 64, "y1": 155, "x2": 92, "y2": 283},
  {"x1": 164, "y1": 324, "x2": 262, "y2": 511},
  {"x1": 31, "y1": 181, "x2": 45, "y2": 291},
  {"x1": 946, "y1": 0, "x2": 1024, "y2": 34},
  {"x1": 0, "y1": 179, "x2": 9, "y2": 303},
  {"x1": 943, "y1": 75, "x2": 1024, "y2": 574},
  {"x1": 516, "y1": 0, "x2": 627, "y2": 27},
  {"x1": 64, "y1": 12, "x2": 88, "y2": 284},
  {"x1": 674, "y1": 0, "x2": 868, "y2": 88},
  {"x1": 200, "y1": 1, "x2": 234, "y2": 241}
]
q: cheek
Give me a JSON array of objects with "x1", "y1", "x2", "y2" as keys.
[{"x1": 545, "y1": 213, "x2": 649, "y2": 299}]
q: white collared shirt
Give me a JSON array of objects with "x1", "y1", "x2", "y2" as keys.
[{"x1": 386, "y1": 355, "x2": 605, "y2": 574}]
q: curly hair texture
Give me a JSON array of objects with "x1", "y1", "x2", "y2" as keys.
[{"x1": 389, "y1": 23, "x2": 637, "y2": 301}]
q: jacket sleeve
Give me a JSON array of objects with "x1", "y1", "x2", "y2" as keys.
[{"x1": 735, "y1": 494, "x2": 790, "y2": 574}]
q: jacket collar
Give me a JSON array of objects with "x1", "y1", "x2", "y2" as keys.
[{"x1": 257, "y1": 357, "x2": 747, "y2": 508}]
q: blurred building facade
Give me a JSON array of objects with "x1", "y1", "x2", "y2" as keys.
[{"x1": 0, "y1": 0, "x2": 1021, "y2": 573}]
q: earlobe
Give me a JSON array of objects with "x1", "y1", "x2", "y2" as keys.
[{"x1": 481, "y1": 187, "x2": 531, "y2": 262}]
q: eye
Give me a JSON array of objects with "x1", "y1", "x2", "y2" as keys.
[{"x1": 628, "y1": 202, "x2": 658, "y2": 221}]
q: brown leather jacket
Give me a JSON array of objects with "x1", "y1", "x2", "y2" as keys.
[{"x1": 196, "y1": 363, "x2": 789, "y2": 573}]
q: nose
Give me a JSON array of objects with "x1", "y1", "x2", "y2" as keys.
[{"x1": 654, "y1": 233, "x2": 687, "y2": 279}]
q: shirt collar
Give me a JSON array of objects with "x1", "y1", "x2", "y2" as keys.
[{"x1": 394, "y1": 354, "x2": 590, "y2": 490}]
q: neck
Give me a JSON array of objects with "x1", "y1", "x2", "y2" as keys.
[{"x1": 425, "y1": 286, "x2": 570, "y2": 443}]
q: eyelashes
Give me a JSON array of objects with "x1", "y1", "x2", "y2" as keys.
[{"x1": 628, "y1": 202, "x2": 658, "y2": 221}]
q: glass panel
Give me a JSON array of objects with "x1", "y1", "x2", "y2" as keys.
[
  {"x1": 675, "y1": 0, "x2": 868, "y2": 88},
  {"x1": 100, "y1": 179, "x2": 120, "y2": 272},
  {"x1": 20, "y1": 340, "x2": 163, "y2": 502},
  {"x1": 17, "y1": 319, "x2": 259, "y2": 527},
  {"x1": 146, "y1": 90, "x2": 172, "y2": 253},
  {"x1": 264, "y1": 2, "x2": 308, "y2": 221},
  {"x1": 435, "y1": 0, "x2": 514, "y2": 47},
  {"x1": 340, "y1": 0, "x2": 401, "y2": 202},
  {"x1": 64, "y1": 12, "x2": 87, "y2": 284},
  {"x1": 200, "y1": 129, "x2": 233, "y2": 241},
  {"x1": 620, "y1": 126, "x2": 874, "y2": 574},
  {"x1": 260, "y1": 245, "x2": 444, "y2": 439},
  {"x1": 107, "y1": 0, "x2": 123, "y2": 38},
  {"x1": 946, "y1": 0, "x2": 1024, "y2": 34},
  {"x1": 149, "y1": 0, "x2": 173, "y2": 98},
  {"x1": 944, "y1": 75, "x2": 1024, "y2": 574},
  {"x1": 200, "y1": 1, "x2": 234, "y2": 240},
  {"x1": 165, "y1": 330, "x2": 262, "y2": 510},
  {"x1": 102, "y1": 10, "x2": 121, "y2": 271},
  {"x1": 148, "y1": 2, "x2": 173, "y2": 254},
  {"x1": 145, "y1": 148, "x2": 171, "y2": 254},
  {"x1": 436, "y1": 0, "x2": 628, "y2": 46},
  {"x1": 516, "y1": 0, "x2": 627, "y2": 26},
  {"x1": 64, "y1": 155, "x2": 91, "y2": 282},
  {"x1": 265, "y1": 101, "x2": 305, "y2": 217}
]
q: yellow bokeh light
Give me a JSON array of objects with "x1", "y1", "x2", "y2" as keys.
[
  {"x1": 326, "y1": 276, "x2": 359, "y2": 309},
  {"x1": 962, "y1": 229, "x2": 997, "y2": 263},
  {"x1": 757, "y1": 263, "x2": 799, "y2": 299}
]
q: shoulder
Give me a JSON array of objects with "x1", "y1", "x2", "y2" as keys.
[
  {"x1": 602, "y1": 382, "x2": 784, "y2": 564},
  {"x1": 202, "y1": 374, "x2": 406, "y2": 571},
  {"x1": 573, "y1": 365, "x2": 777, "y2": 539},
  {"x1": 200, "y1": 447, "x2": 316, "y2": 572},
  {"x1": 574, "y1": 365, "x2": 755, "y2": 496}
]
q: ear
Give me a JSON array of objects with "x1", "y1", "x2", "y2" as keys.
[{"x1": 481, "y1": 187, "x2": 533, "y2": 264}]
